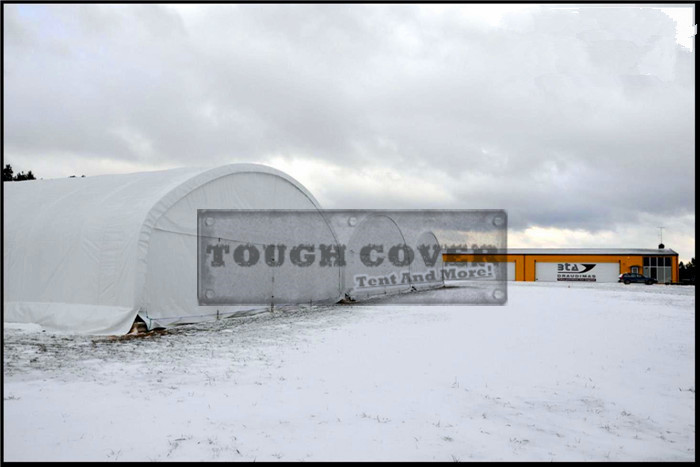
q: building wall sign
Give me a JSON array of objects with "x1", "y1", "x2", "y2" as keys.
[{"x1": 535, "y1": 262, "x2": 620, "y2": 282}]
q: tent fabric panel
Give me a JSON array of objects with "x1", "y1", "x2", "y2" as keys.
[
  {"x1": 2, "y1": 167, "x2": 207, "y2": 309},
  {"x1": 3, "y1": 302, "x2": 138, "y2": 335}
]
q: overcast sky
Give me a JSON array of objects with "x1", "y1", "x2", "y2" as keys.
[{"x1": 3, "y1": 4, "x2": 696, "y2": 260}]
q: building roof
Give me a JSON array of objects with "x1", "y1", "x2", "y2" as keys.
[{"x1": 443, "y1": 248, "x2": 678, "y2": 256}]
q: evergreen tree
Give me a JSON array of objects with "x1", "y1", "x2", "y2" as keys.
[
  {"x1": 4, "y1": 165, "x2": 37, "y2": 181},
  {"x1": 679, "y1": 258, "x2": 695, "y2": 284},
  {"x1": 2, "y1": 164, "x2": 13, "y2": 181}
]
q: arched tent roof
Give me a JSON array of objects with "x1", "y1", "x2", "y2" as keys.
[{"x1": 3, "y1": 164, "x2": 336, "y2": 334}]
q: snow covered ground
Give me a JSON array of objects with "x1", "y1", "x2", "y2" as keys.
[{"x1": 3, "y1": 282, "x2": 695, "y2": 461}]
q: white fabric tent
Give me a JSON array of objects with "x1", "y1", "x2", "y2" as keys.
[
  {"x1": 344, "y1": 214, "x2": 413, "y2": 300},
  {"x1": 3, "y1": 164, "x2": 342, "y2": 335},
  {"x1": 411, "y1": 231, "x2": 445, "y2": 291}
]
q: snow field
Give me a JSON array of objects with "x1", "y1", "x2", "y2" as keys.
[{"x1": 3, "y1": 282, "x2": 695, "y2": 461}]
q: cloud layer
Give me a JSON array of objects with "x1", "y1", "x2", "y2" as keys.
[{"x1": 3, "y1": 5, "x2": 695, "y2": 259}]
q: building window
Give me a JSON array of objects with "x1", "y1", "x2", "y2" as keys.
[
  {"x1": 631, "y1": 266, "x2": 639, "y2": 273},
  {"x1": 643, "y1": 256, "x2": 672, "y2": 283}
]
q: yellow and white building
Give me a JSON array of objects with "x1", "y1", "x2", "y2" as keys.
[{"x1": 443, "y1": 248, "x2": 679, "y2": 283}]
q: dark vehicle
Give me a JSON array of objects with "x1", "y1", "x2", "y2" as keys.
[{"x1": 619, "y1": 272, "x2": 657, "y2": 285}]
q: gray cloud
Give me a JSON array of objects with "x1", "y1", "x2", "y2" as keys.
[{"x1": 3, "y1": 4, "x2": 695, "y2": 258}]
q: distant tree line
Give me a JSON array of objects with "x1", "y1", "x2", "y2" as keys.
[
  {"x1": 3, "y1": 164, "x2": 85, "y2": 181},
  {"x1": 3, "y1": 164, "x2": 35, "y2": 181},
  {"x1": 678, "y1": 258, "x2": 696, "y2": 285}
]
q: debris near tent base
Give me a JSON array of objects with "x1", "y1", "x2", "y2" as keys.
[
  {"x1": 101, "y1": 326, "x2": 169, "y2": 342},
  {"x1": 129, "y1": 321, "x2": 148, "y2": 335},
  {"x1": 338, "y1": 294, "x2": 356, "y2": 304}
]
